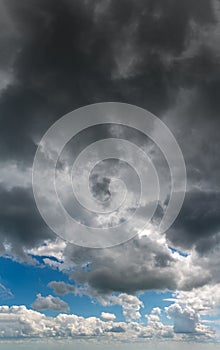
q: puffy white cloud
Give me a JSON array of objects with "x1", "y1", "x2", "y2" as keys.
[
  {"x1": 0, "y1": 303, "x2": 216, "y2": 342},
  {"x1": 166, "y1": 303, "x2": 200, "y2": 333},
  {"x1": 165, "y1": 302, "x2": 214, "y2": 340},
  {"x1": 144, "y1": 308, "x2": 174, "y2": 339},
  {"x1": 31, "y1": 294, "x2": 69, "y2": 312},
  {"x1": 93, "y1": 293, "x2": 144, "y2": 322},
  {"x1": 165, "y1": 284, "x2": 220, "y2": 315},
  {"x1": 164, "y1": 284, "x2": 220, "y2": 338},
  {"x1": 101, "y1": 312, "x2": 116, "y2": 321},
  {"x1": 111, "y1": 294, "x2": 144, "y2": 322},
  {"x1": 0, "y1": 305, "x2": 159, "y2": 339},
  {"x1": 0, "y1": 305, "x2": 177, "y2": 341}
]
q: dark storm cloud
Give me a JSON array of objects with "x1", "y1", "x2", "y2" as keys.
[
  {"x1": 64, "y1": 236, "x2": 178, "y2": 294},
  {"x1": 167, "y1": 190, "x2": 220, "y2": 254},
  {"x1": 0, "y1": 0, "x2": 220, "y2": 293},
  {"x1": 0, "y1": 0, "x2": 217, "y2": 164},
  {"x1": 0, "y1": 185, "x2": 53, "y2": 258},
  {"x1": 136, "y1": 0, "x2": 214, "y2": 53}
]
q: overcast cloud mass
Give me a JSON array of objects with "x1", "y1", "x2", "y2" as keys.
[{"x1": 0, "y1": 0, "x2": 220, "y2": 348}]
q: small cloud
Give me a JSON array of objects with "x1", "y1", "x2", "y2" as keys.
[
  {"x1": 31, "y1": 293, "x2": 69, "y2": 312},
  {"x1": 101, "y1": 312, "x2": 116, "y2": 321},
  {"x1": 48, "y1": 281, "x2": 75, "y2": 295}
]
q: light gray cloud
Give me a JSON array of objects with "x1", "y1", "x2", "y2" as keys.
[
  {"x1": 31, "y1": 294, "x2": 69, "y2": 312},
  {"x1": 48, "y1": 281, "x2": 75, "y2": 295}
]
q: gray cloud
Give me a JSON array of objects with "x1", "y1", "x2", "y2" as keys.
[
  {"x1": 0, "y1": 185, "x2": 54, "y2": 260},
  {"x1": 107, "y1": 325, "x2": 126, "y2": 333},
  {"x1": 167, "y1": 190, "x2": 220, "y2": 253},
  {"x1": 0, "y1": 0, "x2": 217, "y2": 163},
  {"x1": 64, "y1": 235, "x2": 178, "y2": 294},
  {"x1": 0, "y1": 0, "x2": 219, "y2": 300},
  {"x1": 31, "y1": 293, "x2": 70, "y2": 312},
  {"x1": 48, "y1": 281, "x2": 75, "y2": 295}
]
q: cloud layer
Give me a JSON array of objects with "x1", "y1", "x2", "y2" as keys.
[
  {"x1": 0, "y1": 304, "x2": 213, "y2": 341},
  {"x1": 0, "y1": 0, "x2": 220, "y2": 343}
]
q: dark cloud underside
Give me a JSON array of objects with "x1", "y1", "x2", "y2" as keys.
[{"x1": 0, "y1": 0, "x2": 218, "y2": 163}]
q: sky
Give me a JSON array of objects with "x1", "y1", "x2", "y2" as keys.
[{"x1": 0, "y1": 0, "x2": 220, "y2": 349}]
